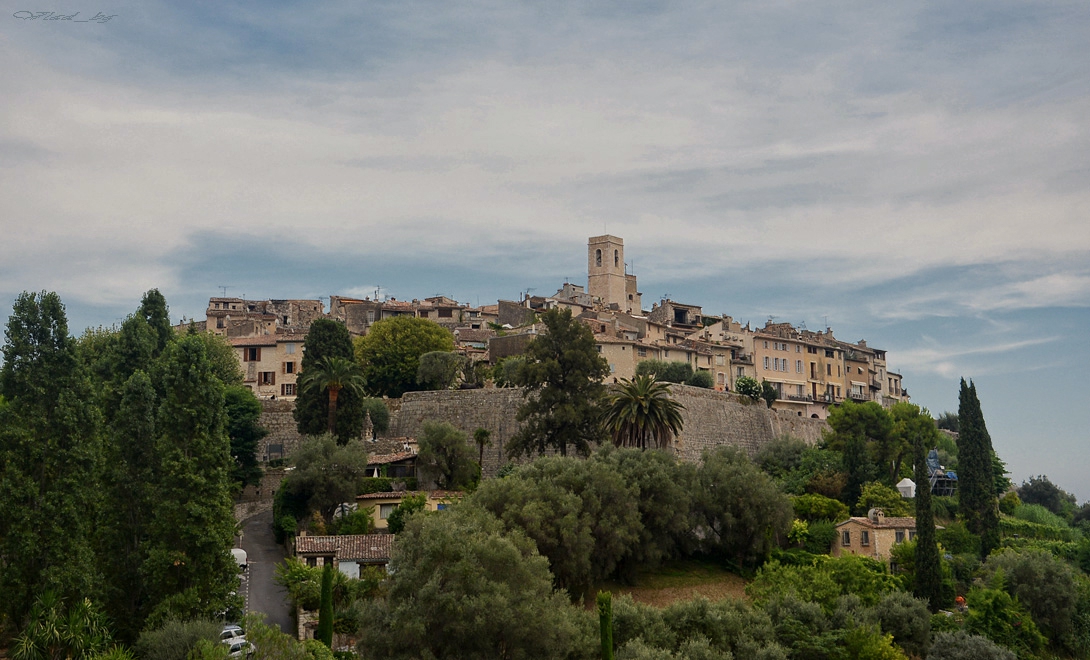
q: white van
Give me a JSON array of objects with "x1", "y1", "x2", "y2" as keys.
[{"x1": 231, "y1": 548, "x2": 248, "y2": 571}]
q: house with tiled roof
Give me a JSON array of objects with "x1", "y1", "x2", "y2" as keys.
[
  {"x1": 832, "y1": 509, "x2": 919, "y2": 566},
  {"x1": 293, "y1": 533, "x2": 394, "y2": 576},
  {"x1": 356, "y1": 490, "x2": 464, "y2": 531}
]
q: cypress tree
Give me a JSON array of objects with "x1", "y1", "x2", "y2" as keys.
[
  {"x1": 317, "y1": 562, "x2": 334, "y2": 647},
  {"x1": 142, "y1": 334, "x2": 239, "y2": 624},
  {"x1": 0, "y1": 292, "x2": 103, "y2": 627},
  {"x1": 597, "y1": 591, "x2": 614, "y2": 660},
  {"x1": 913, "y1": 422, "x2": 943, "y2": 611},
  {"x1": 294, "y1": 319, "x2": 365, "y2": 442},
  {"x1": 957, "y1": 379, "x2": 1000, "y2": 558}
]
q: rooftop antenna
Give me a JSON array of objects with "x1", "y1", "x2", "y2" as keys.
[
  {"x1": 662, "y1": 292, "x2": 671, "y2": 300},
  {"x1": 218, "y1": 285, "x2": 230, "y2": 297}
]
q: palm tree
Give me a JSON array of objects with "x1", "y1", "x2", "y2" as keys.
[
  {"x1": 602, "y1": 374, "x2": 685, "y2": 450},
  {"x1": 299, "y1": 355, "x2": 366, "y2": 435}
]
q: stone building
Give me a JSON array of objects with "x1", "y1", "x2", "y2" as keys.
[{"x1": 832, "y1": 509, "x2": 918, "y2": 567}]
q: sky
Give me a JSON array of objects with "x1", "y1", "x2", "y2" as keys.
[{"x1": 2, "y1": 1, "x2": 1089, "y2": 498}]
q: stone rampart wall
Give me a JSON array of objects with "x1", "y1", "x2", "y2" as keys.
[
  {"x1": 379, "y1": 385, "x2": 828, "y2": 476},
  {"x1": 259, "y1": 400, "x2": 305, "y2": 460}
]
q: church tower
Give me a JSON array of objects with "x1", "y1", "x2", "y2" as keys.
[{"x1": 588, "y1": 235, "x2": 629, "y2": 311}]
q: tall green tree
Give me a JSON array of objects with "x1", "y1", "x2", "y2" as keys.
[
  {"x1": 506, "y1": 308, "x2": 609, "y2": 458},
  {"x1": 603, "y1": 375, "x2": 685, "y2": 450},
  {"x1": 356, "y1": 507, "x2": 580, "y2": 659},
  {"x1": 416, "y1": 421, "x2": 477, "y2": 490},
  {"x1": 138, "y1": 288, "x2": 174, "y2": 355},
  {"x1": 0, "y1": 291, "x2": 103, "y2": 631},
  {"x1": 299, "y1": 356, "x2": 366, "y2": 437},
  {"x1": 224, "y1": 384, "x2": 267, "y2": 490},
  {"x1": 295, "y1": 319, "x2": 365, "y2": 442},
  {"x1": 277, "y1": 435, "x2": 370, "y2": 525},
  {"x1": 142, "y1": 334, "x2": 239, "y2": 625},
  {"x1": 900, "y1": 404, "x2": 943, "y2": 611},
  {"x1": 354, "y1": 316, "x2": 455, "y2": 398},
  {"x1": 316, "y1": 564, "x2": 334, "y2": 648},
  {"x1": 957, "y1": 379, "x2": 1000, "y2": 557},
  {"x1": 415, "y1": 351, "x2": 467, "y2": 391},
  {"x1": 692, "y1": 447, "x2": 793, "y2": 570}
]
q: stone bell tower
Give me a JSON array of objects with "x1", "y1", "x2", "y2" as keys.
[{"x1": 588, "y1": 235, "x2": 628, "y2": 311}]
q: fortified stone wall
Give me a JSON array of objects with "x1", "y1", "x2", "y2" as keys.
[
  {"x1": 259, "y1": 400, "x2": 305, "y2": 461},
  {"x1": 379, "y1": 385, "x2": 828, "y2": 477}
]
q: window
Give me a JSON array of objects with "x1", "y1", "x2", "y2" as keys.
[
  {"x1": 438, "y1": 308, "x2": 453, "y2": 318},
  {"x1": 596, "y1": 345, "x2": 602, "y2": 353},
  {"x1": 244, "y1": 347, "x2": 260, "y2": 362},
  {"x1": 796, "y1": 345, "x2": 801, "y2": 353},
  {"x1": 826, "y1": 364, "x2": 831, "y2": 376},
  {"x1": 842, "y1": 531, "x2": 851, "y2": 547},
  {"x1": 436, "y1": 503, "x2": 447, "y2": 510},
  {"x1": 825, "y1": 349, "x2": 834, "y2": 358},
  {"x1": 216, "y1": 318, "x2": 224, "y2": 329},
  {"x1": 595, "y1": 249, "x2": 602, "y2": 266},
  {"x1": 861, "y1": 530, "x2": 870, "y2": 547},
  {"x1": 283, "y1": 361, "x2": 295, "y2": 374},
  {"x1": 737, "y1": 367, "x2": 744, "y2": 377},
  {"x1": 895, "y1": 530, "x2": 905, "y2": 543},
  {"x1": 716, "y1": 355, "x2": 725, "y2": 366},
  {"x1": 909, "y1": 530, "x2": 917, "y2": 541},
  {"x1": 614, "y1": 250, "x2": 619, "y2": 267},
  {"x1": 367, "y1": 310, "x2": 375, "y2": 323},
  {"x1": 763, "y1": 341, "x2": 769, "y2": 349},
  {"x1": 637, "y1": 347, "x2": 647, "y2": 357},
  {"x1": 764, "y1": 357, "x2": 770, "y2": 369},
  {"x1": 808, "y1": 346, "x2": 817, "y2": 354},
  {"x1": 379, "y1": 504, "x2": 396, "y2": 519},
  {"x1": 796, "y1": 360, "x2": 802, "y2": 373},
  {"x1": 773, "y1": 358, "x2": 779, "y2": 371},
  {"x1": 718, "y1": 372, "x2": 726, "y2": 384},
  {"x1": 281, "y1": 383, "x2": 296, "y2": 396},
  {"x1": 285, "y1": 343, "x2": 295, "y2": 354},
  {"x1": 259, "y1": 372, "x2": 275, "y2": 386}
]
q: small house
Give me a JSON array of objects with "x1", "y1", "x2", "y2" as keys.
[{"x1": 832, "y1": 509, "x2": 917, "y2": 566}]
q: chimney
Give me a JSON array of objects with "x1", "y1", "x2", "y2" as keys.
[{"x1": 868, "y1": 508, "x2": 885, "y2": 524}]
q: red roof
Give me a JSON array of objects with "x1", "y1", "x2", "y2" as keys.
[{"x1": 295, "y1": 534, "x2": 393, "y2": 562}]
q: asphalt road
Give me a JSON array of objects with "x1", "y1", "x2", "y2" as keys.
[{"x1": 241, "y1": 509, "x2": 294, "y2": 635}]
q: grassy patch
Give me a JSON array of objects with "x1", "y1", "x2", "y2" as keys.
[{"x1": 595, "y1": 559, "x2": 749, "y2": 608}]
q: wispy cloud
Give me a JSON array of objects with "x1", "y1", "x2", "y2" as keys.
[{"x1": 892, "y1": 336, "x2": 1061, "y2": 378}]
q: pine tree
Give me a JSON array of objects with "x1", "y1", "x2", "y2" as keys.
[
  {"x1": 142, "y1": 334, "x2": 239, "y2": 624},
  {"x1": 138, "y1": 288, "x2": 174, "y2": 355},
  {"x1": 0, "y1": 292, "x2": 103, "y2": 628},
  {"x1": 957, "y1": 379, "x2": 1000, "y2": 558},
  {"x1": 507, "y1": 308, "x2": 609, "y2": 457},
  {"x1": 294, "y1": 319, "x2": 365, "y2": 442}
]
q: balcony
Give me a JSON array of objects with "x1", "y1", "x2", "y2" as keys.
[
  {"x1": 786, "y1": 393, "x2": 814, "y2": 403},
  {"x1": 733, "y1": 353, "x2": 754, "y2": 365},
  {"x1": 849, "y1": 391, "x2": 868, "y2": 401}
]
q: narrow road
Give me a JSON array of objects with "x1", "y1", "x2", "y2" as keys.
[{"x1": 241, "y1": 509, "x2": 294, "y2": 635}]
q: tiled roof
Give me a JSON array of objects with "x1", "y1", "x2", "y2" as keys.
[
  {"x1": 367, "y1": 451, "x2": 416, "y2": 466},
  {"x1": 228, "y1": 336, "x2": 277, "y2": 347},
  {"x1": 454, "y1": 328, "x2": 495, "y2": 343},
  {"x1": 837, "y1": 516, "x2": 917, "y2": 529},
  {"x1": 295, "y1": 534, "x2": 393, "y2": 562},
  {"x1": 356, "y1": 490, "x2": 464, "y2": 501}
]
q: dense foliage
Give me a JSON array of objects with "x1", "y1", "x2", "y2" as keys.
[
  {"x1": 354, "y1": 316, "x2": 455, "y2": 398},
  {"x1": 295, "y1": 319, "x2": 367, "y2": 442}
]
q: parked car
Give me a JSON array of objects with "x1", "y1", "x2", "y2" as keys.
[
  {"x1": 231, "y1": 548, "x2": 248, "y2": 571},
  {"x1": 225, "y1": 639, "x2": 256, "y2": 658},
  {"x1": 220, "y1": 624, "x2": 245, "y2": 642}
]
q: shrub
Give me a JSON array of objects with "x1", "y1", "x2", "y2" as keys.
[
  {"x1": 932, "y1": 495, "x2": 958, "y2": 520},
  {"x1": 855, "y1": 481, "x2": 910, "y2": 517},
  {"x1": 755, "y1": 435, "x2": 809, "y2": 479},
  {"x1": 386, "y1": 494, "x2": 427, "y2": 534},
  {"x1": 635, "y1": 360, "x2": 694, "y2": 384},
  {"x1": 792, "y1": 493, "x2": 850, "y2": 523},
  {"x1": 999, "y1": 491, "x2": 1021, "y2": 515},
  {"x1": 686, "y1": 370, "x2": 715, "y2": 389},
  {"x1": 936, "y1": 522, "x2": 979, "y2": 555},
  {"x1": 802, "y1": 520, "x2": 838, "y2": 555},
  {"x1": 964, "y1": 587, "x2": 1045, "y2": 655},
  {"x1": 998, "y1": 516, "x2": 1077, "y2": 542},
  {"x1": 1013, "y1": 503, "x2": 1072, "y2": 530},
  {"x1": 860, "y1": 591, "x2": 931, "y2": 658},
  {"x1": 331, "y1": 507, "x2": 375, "y2": 535},
  {"x1": 734, "y1": 376, "x2": 762, "y2": 402},
  {"x1": 926, "y1": 631, "x2": 1016, "y2": 660},
  {"x1": 134, "y1": 618, "x2": 221, "y2": 660},
  {"x1": 980, "y1": 548, "x2": 1081, "y2": 646}
]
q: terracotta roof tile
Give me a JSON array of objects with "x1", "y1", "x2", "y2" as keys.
[{"x1": 295, "y1": 534, "x2": 393, "y2": 562}]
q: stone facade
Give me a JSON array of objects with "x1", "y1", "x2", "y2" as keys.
[{"x1": 258, "y1": 399, "x2": 306, "y2": 461}]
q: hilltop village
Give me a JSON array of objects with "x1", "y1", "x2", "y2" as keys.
[{"x1": 192, "y1": 235, "x2": 909, "y2": 421}]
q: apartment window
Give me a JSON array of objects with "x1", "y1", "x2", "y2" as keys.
[
  {"x1": 796, "y1": 360, "x2": 802, "y2": 373},
  {"x1": 825, "y1": 349, "x2": 834, "y2": 358},
  {"x1": 718, "y1": 372, "x2": 726, "y2": 384},
  {"x1": 216, "y1": 318, "x2": 224, "y2": 329},
  {"x1": 379, "y1": 504, "x2": 396, "y2": 520},
  {"x1": 285, "y1": 343, "x2": 295, "y2": 354},
  {"x1": 773, "y1": 358, "x2": 779, "y2": 371},
  {"x1": 764, "y1": 357, "x2": 770, "y2": 369},
  {"x1": 737, "y1": 367, "x2": 744, "y2": 377},
  {"x1": 244, "y1": 347, "x2": 261, "y2": 362},
  {"x1": 596, "y1": 345, "x2": 602, "y2": 353},
  {"x1": 861, "y1": 531, "x2": 870, "y2": 547},
  {"x1": 826, "y1": 364, "x2": 831, "y2": 376},
  {"x1": 837, "y1": 387, "x2": 842, "y2": 397},
  {"x1": 281, "y1": 383, "x2": 296, "y2": 396},
  {"x1": 811, "y1": 363, "x2": 816, "y2": 378},
  {"x1": 841, "y1": 531, "x2": 851, "y2": 547},
  {"x1": 259, "y1": 372, "x2": 276, "y2": 386},
  {"x1": 763, "y1": 341, "x2": 769, "y2": 349},
  {"x1": 283, "y1": 361, "x2": 295, "y2": 374},
  {"x1": 438, "y1": 308, "x2": 453, "y2": 318},
  {"x1": 716, "y1": 355, "x2": 725, "y2": 366},
  {"x1": 796, "y1": 345, "x2": 801, "y2": 353},
  {"x1": 367, "y1": 310, "x2": 375, "y2": 323},
  {"x1": 637, "y1": 347, "x2": 647, "y2": 357},
  {"x1": 909, "y1": 531, "x2": 917, "y2": 541},
  {"x1": 838, "y1": 366, "x2": 842, "y2": 377},
  {"x1": 896, "y1": 530, "x2": 905, "y2": 544}
]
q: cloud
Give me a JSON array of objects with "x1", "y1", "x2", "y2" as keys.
[{"x1": 891, "y1": 336, "x2": 1061, "y2": 377}]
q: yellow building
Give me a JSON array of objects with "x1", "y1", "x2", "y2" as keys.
[{"x1": 356, "y1": 490, "x2": 463, "y2": 531}]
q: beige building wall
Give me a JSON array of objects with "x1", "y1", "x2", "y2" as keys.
[{"x1": 234, "y1": 337, "x2": 304, "y2": 400}]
